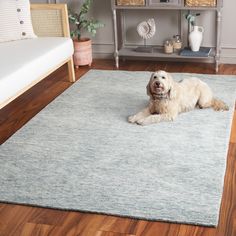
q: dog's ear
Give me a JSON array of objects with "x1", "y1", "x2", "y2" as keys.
[
  {"x1": 146, "y1": 81, "x2": 151, "y2": 97},
  {"x1": 146, "y1": 75, "x2": 153, "y2": 97},
  {"x1": 167, "y1": 73, "x2": 177, "y2": 99}
]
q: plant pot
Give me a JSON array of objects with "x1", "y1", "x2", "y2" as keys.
[{"x1": 73, "y1": 38, "x2": 92, "y2": 68}]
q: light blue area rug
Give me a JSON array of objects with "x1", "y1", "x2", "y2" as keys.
[{"x1": 0, "y1": 70, "x2": 236, "y2": 226}]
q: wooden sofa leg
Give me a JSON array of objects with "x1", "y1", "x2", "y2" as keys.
[{"x1": 67, "y1": 57, "x2": 75, "y2": 82}]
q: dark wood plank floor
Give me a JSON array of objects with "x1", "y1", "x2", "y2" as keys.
[{"x1": 0, "y1": 60, "x2": 235, "y2": 236}]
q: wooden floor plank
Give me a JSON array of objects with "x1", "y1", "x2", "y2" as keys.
[
  {"x1": 100, "y1": 216, "x2": 138, "y2": 234},
  {"x1": 20, "y1": 223, "x2": 60, "y2": 236},
  {"x1": 230, "y1": 111, "x2": 236, "y2": 143},
  {"x1": 216, "y1": 143, "x2": 236, "y2": 236},
  {"x1": 95, "y1": 231, "x2": 136, "y2": 236},
  {"x1": 0, "y1": 205, "x2": 37, "y2": 236},
  {"x1": 28, "y1": 208, "x2": 69, "y2": 226},
  {"x1": 0, "y1": 60, "x2": 235, "y2": 236},
  {"x1": 50, "y1": 212, "x2": 108, "y2": 236},
  {"x1": 47, "y1": 211, "x2": 83, "y2": 236}
]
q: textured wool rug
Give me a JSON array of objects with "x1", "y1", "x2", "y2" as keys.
[{"x1": 0, "y1": 70, "x2": 236, "y2": 226}]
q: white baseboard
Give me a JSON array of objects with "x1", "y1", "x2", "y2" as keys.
[{"x1": 220, "y1": 48, "x2": 236, "y2": 64}]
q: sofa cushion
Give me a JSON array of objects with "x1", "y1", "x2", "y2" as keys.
[
  {"x1": 0, "y1": 37, "x2": 74, "y2": 105},
  {"x1": 0, "y1": 0, "x2": 37, "y2": 43}
]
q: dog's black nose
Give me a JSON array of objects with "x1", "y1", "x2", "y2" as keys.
[{"x1": 155, "y1": 81, "x2": 161, "y2": 87}]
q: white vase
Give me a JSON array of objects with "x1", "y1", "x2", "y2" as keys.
[{"x1": 189, "y1": 26, "x2": 204, "y2": 52}]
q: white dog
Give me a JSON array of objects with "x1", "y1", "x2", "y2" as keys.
[{"x1": 128, "y1": 70, "x2": 229, "y2": 126}]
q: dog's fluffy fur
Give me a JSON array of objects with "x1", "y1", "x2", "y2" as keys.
[{"x1": 128, "y1": 70, "x2": 229, "y2": 126}]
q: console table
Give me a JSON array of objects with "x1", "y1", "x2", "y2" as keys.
[{"x1": 111, "y1": 0, "x2": 223, "y2": 72}]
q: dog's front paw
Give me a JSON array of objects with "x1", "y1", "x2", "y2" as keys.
[
  {"x1": 136, "y1": 118, "x2": 149, "y2": 126},
  {"x1": 128, "y1": 115, "x2": 137, "y2": 123}
]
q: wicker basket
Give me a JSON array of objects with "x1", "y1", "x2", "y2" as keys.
[
  {"x1": 185, "y1": 0, "x2": 216, "y2": 6},
  {"x1": 116, "y1": 0, "x2": 145, "y2": 6}
]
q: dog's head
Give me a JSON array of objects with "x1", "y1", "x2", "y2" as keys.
[{"x1": 146, "y1": 70, "x2": 176, "y2": 100}]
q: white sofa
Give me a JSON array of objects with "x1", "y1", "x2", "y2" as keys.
[{"x1": 0, "y1": 4, "x2": 75, "y2": 109}]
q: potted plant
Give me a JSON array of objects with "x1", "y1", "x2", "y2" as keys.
[{"x1": 69, "y1": 0, "x2": 104, "y2": 68}]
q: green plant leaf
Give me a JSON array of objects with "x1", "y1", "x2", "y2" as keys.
[{"x1": 68, "y1": 0, "x2": 104, "y2": 39}]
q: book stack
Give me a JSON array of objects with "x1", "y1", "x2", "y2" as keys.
[{"x1": 180, "y1": 47, "x2": 212, "y2": 57}]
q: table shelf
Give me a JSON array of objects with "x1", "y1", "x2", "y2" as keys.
[{"x1": 119, "y1": 46, "x2": 216, "y2": 60}]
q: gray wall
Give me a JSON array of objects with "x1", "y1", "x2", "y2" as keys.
[{"x1": 31, "y1": 0, "x2": 236, "y2": 64}]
